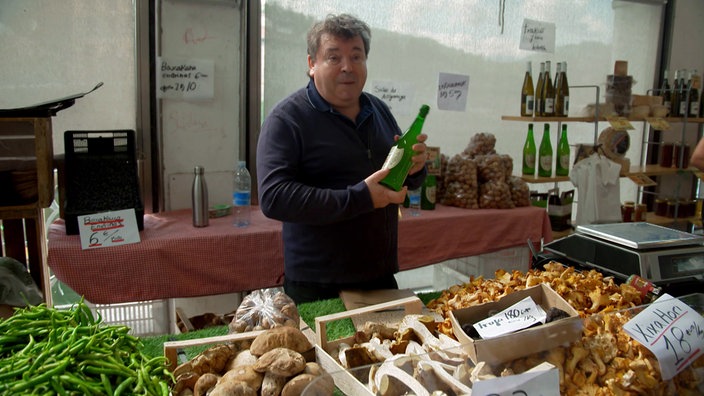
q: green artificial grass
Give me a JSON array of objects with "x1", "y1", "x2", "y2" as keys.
[{"x1": 140, "y1": 292, "x2": 443, "y2": 360}]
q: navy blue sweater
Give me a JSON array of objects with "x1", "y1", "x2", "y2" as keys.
[{"x1": 256, "y1": 80, "x2": 425, "y2": 284}]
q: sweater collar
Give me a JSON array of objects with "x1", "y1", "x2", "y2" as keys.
[{"x1": 306, "y1": 79, "x2": 373, "y2": 125}]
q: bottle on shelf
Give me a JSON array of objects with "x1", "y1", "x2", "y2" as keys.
[
  {"x1": 380, "y1": 104, "x2": 431, "y2": 191},
  {"x1": 556, "y1": 124, "x2": 570, "y2": 176},
  {"x1": 520, "y1": 61, "x2": 534, "y2": 117},
  {"x1": 555, "y1": 61, "x2": 570, "y2": 117},
  {"x1": 541, "y1": 60, "x2": 555, "y2": 117},
  {"x1": 538, "y1": 123, "x2": 553, "y2": 177},
  {"x1": 660, "y1": 69, "x2": 671, "y2": 115},
  {"x1": 233, "y1": 160, "x2": 252, "y2": 227},
  {"x1": 671, "y1": 69, "x2": 681, "y2": 117},
  {"x1": 192, "y1": 165, "x2": 209, "y2": 227},
  {"x1": 535, "y1": 62, "x2": 545, "y2": 116},
  {"x1": 420, "y1": 175, "x2": 436, "y2": 210},
  {"x1": 680, "y1": 69, "x2": 691, "y2": 118},
  {"x1": 522, "y1": 123, "x2": 536, "y2": 176},
  {"x1": 688, "y1": 69, "x2": 699, "y2": 117},
  {"x1": 553, "y1": 62, "x2": 562, "y2": 93}
]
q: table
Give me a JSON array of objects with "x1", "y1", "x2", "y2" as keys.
[{"x1": 47, "y1": 205, "x2": 552, "y2": 304}]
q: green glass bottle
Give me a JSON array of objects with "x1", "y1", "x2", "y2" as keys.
[
  {"x1": 538, "y1": 123, "x2": 553, "y2": 177},
  {"x1": 420, "y1": 175, "x2": 436, "y2": 210},
  {"x1": 556, "y1": 124, "x2": 570, "y2": 176},
  {"x1": 522, "y1": 123, "x2": 536, "y2": 176},
  {"x1": 380, "y1": 104, "x2": 430, "y2": 191}
]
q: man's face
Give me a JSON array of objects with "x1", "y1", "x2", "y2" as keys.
[{"x1": 308, "y1": 33, "x2": 367, "y2": 112}]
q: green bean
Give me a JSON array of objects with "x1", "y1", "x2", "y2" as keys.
[
  {"x1": 8, "y1": 357, "x2": 69, "y2": 393},
  {"x1": 113, "y1": 376, "x2": 135, "y2": 396}
]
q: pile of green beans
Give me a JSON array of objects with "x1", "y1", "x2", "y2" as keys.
[{"x1": 0, "y1": 300, "x2": 174, "y2": 395}]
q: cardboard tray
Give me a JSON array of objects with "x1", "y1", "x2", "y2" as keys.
[
  {"x1": 449, "y1": 283, "x2": 583, "y2": 367},
  {"x1": 314, "y1": 296, "x2": 424, "y2": 396}
]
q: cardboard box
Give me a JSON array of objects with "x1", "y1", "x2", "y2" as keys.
[{"x1": 450, "y1": 283, "x2": 582, "y2": 367}]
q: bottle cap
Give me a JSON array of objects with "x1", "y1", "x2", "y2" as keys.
[{"x1": 194, "y1": 165, "x2": 205, "y2": 174}]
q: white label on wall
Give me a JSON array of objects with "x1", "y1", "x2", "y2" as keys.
[
  {"x1": 437, "y1": 72, "x2": 469, "y2": 112},
  {"x1": 157, "y1": 57, "x2": 215, "y2": 100},
  {"x1": 370, "y1": 80, "x2": 415, "y2": 116},
  {"x1": 520, "y1": 18, "x2": 555, "y2": 53}
]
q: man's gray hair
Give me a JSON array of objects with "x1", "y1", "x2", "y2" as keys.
[{"x1": 307, "y1": 14, "x2": 371, "y2": 58}]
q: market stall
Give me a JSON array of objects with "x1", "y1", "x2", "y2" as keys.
[{"x1": 47, "y1": 204, "x2": 552, "y2": 305}]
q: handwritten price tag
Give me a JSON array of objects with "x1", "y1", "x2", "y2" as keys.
[
  {"x1": 471, "y1": 362, "x2": 560, "y2": 396},
  {"x1": 623, "y1": 294, "x2": 704, "y2": 380},
  {"x1": 78, "y1": 209, "x2": 141, "y2": 250},
  {"x1": 437, "y1": 72, "x2": 469, "y2": 112},
  {"x1": 157, "y1": 57, "x2": 214, "y2": 100},
  {"x1": 474, "y1": 297, "x2": 546, "y2": 339}
]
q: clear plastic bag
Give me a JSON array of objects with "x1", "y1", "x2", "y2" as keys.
[
  {"x1": 509, "y1": 176, "x2": 531, "y2": 207},
  {"x1": 228, "y1": 289, "x2": 299, "y2": 333},
  {"x1": 0, "y1": 256, "x2": 44, "y2": 307},
  {"x1": 441, "y1": 154, "x2": 478, "y2": 209},
  {"x1": 479, "y1": 180, "x2": 515, "y2": 209}
]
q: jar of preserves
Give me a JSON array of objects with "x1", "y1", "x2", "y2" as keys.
[
  {"x1": 655, "y1": 198, "x2": 667, "y2": 216},
  {"x1": 621, "y1": 201, "x2": 634, "y2": 222},
  {"x1": 634, "y1": 203, "x2": 647, "y2": 222}
]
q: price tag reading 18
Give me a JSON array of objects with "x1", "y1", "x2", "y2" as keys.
[{"x1": 623, "y1": 294, "x2": 704, "y2": 380}]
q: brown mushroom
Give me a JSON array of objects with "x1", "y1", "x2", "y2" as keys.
[
  {"x1": 253, "y1": 347, "x2": 307, "y2": 377},
  {"x1": 250, "y1": 326, "x2": 312, "y2": 356},
  {"x1": 220, "y1": 365, "x2": 264, "y2": 392}
]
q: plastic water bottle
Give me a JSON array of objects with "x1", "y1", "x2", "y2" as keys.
[{"x1": 233, "y1": 161, "x2": 251, "y2": 227}]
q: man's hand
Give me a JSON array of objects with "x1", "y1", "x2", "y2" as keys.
[
  {"x1": 365, "y1": 169, "x2": 407, "y2": 208},
  {"x1": 407, "y1": 133, "x2": 428, "y2": 175}
]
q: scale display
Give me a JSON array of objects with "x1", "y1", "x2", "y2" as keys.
[{"x1": 576, "y1": 222, "x2": 704, "y2": 249}]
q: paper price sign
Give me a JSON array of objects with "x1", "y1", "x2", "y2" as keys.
[
  {"x1": 78, "y1": 209, "x2": 141, "y2": 250},
  {"x1": 471, "y1": 362, "x2": 560, "y2": 396},
  {"x1": 623, "y1": 294, "x2": 704, "y2": 380},
  {"x1": 646, "y1": 117, "x2": 671, "y2": 131},
  {"x1": 474, "y1": 297, "x2": 546, "y2": 339},
  {"x1": 606, "y1": 116, "x2": 635, "y2": 131}
]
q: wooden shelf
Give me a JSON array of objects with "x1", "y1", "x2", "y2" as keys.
[
  {"x1": 623, "y1": 164, "x2": 696, "y2": 177},
  {"x1": 502, "y1": 116, "x2": 596, "y2": 122},
  {"x1": 521, "y1": 174, "x2": 570, "y2": 183},
  {"x1": 502, "y1": 115, "x2": 704, "y2": 124}
]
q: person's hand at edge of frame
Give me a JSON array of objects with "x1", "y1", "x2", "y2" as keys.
[
  {"x1": 365, "y1": 168, "x2": 407, "y2": 208},
  {"x1": 406, "y1": 133, "x2": 428, "y2": 176}
]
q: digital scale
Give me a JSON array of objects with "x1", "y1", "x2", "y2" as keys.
[{"x1": 543, "y1": 222, "x2": 704, "y2": 291}]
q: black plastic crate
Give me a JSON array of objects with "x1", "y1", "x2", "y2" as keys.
[{"x1": 63, "y1": 130, "x2": 143, "y2": 235}]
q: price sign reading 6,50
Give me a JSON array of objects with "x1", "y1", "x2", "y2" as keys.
[{"x1": 623, "y1": 294, "x2": 704, "y2": 380}]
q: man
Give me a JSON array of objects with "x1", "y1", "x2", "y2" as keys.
[{"x1": 256, "y1": 13, "x2": 428, "y2": 304}]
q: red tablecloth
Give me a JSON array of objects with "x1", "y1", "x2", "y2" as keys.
[{"x1": 48, "y1": 205, "x2": 552, "y2": 304}]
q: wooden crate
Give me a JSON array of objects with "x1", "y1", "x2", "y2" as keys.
[
  {"x1": 0, "y1": 117, "x2": 54, "y2": 214},
  {"x1": 163, "y1": 329, "x2": 266, "y2": 371},
  {"x1": 314, "y1": 296, "x2": 424, "y2": 396}
]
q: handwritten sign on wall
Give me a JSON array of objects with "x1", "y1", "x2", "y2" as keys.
[
  {"x1": 370, "y1": 80, "x2": 415, "y2": 115},
  {"x1": 520, "y1": 18, "x2": 555, "y2": 53},
  {"x1": 437, "y1": 72, "x2": 469, "y2": 111},
  {"x1": 157, "y1": 57, "x2": 214, "y2": 100}
]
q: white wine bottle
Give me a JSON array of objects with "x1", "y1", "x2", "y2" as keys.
[
  {"x1": 521, "y1": 61, "x2": 534, "y2": 117},
  {"x1": 555, "y1": 61, "x2": 570, "y2": 117},
  {"x1": 535, "y1": 62, "x2": 545, "y2": 116},
  {"x1": 380, "y1": 104, "x2": 430, "y2": 191},
  {"x1": 542, "y1": 61, "x2": 555, "y2": 116}
]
